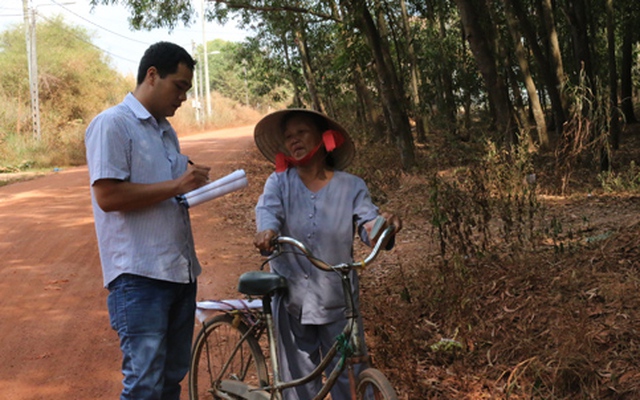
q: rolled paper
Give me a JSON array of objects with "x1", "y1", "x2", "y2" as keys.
[
  {"x1": 184, "y1": 169, "x2": 246, "y2": 198},
  {"x1": 184, "y1": 177, "x2": 248, "y2": 207},
  {"x1": 180, "y1": 169, "x2": 247, "y2": 208}
]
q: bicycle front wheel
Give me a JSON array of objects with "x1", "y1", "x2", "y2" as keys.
[
  {"x1": 356, "y1": 367, "x2": 398, "y2": 400},
  {"x1": 189, "y1": 313, "x2": 268, "y2": 400}
]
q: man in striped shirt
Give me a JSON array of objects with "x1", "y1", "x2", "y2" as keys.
[{"x1": 85, "y1": 42, "x2": 210, "y2": 400}]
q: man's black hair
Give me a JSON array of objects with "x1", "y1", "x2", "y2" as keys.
[{"x1": 136, "y1": 41, "x2": 196, "y2": 85}]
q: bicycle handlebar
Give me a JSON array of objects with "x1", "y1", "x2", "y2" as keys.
[{"x1": 272, "y1": 224, "x2": 396, "y2": 272}]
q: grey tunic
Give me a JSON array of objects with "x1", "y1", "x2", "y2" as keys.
[{"x1": 255, "y1": 168, "x2": 379, "y2": 324}]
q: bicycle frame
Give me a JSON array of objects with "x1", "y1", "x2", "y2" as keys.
[
  {"x1": 191, "y1": 225, "x2": 397, "y2": 400},
  {"x1": 263, "y1": 270, "x2": 361, "y2": 399}
]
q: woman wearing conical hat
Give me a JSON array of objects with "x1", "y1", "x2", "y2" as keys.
[{"x1": 253, "y1": 109, "x2": 402, "y2": 400}]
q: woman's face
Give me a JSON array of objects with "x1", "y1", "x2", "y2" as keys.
[{"x1": 283, "y1": 115, "x2": 322, "y2": 160}]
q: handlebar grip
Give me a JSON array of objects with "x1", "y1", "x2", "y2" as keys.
[
  {"x1": 369, "y1": 216, "x2": 385, "y2": 242},
  {"x1": 384, "y1": 227, "x2": 396, "y2": 250}
]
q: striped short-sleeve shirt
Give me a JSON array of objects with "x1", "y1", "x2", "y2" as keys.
[{"x1": 85, "y1": 93, "x2": 201, "y2": 287}]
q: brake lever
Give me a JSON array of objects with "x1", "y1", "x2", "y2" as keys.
[
  {"x1": 258, "y1": 240, "x2": 281, "y2": 270},
  {"x1": 258, "y1": 235, "x2": 282, "y2": 257},
  {"x1": 260, "y1": 249, "x2": 272, "y2": 257}
]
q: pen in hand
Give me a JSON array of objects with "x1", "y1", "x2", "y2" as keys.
[{"x1": 187, "y1": 159, "x2": 211, "y2": 184}]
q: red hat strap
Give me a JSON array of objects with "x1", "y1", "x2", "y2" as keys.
[
  {"x1": 322, "y1": 129, "x2": 344, "y2": 152},
  {"x1": 275, "y1": 153, "x2": 289, "y2": 173}
]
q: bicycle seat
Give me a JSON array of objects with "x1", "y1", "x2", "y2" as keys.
[{"x1": 238, "y1": 271, "x2": 287, "y2": 296}]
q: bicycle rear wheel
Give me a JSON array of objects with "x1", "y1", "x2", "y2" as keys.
[
  {"x1": 356, "y1": 367, "x2": 398, "y2": 400},
  {"x1": 189, "y1": 313, "x2": 268, "y2": 400}
]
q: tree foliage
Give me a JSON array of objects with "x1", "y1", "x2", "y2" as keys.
[
  {"x1": 193, "y1": 37, "x2": 292, "y2": 108},
  {"x1": 91, "y1": 0, "x2": 640, "y2": 174},
  {"x1": 0, "y1": 15, "x2": 129, "y2": 141}
]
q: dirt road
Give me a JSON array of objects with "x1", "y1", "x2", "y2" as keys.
[{"x1": 0, "y1": 125, "x2": 262, "y2": 399}]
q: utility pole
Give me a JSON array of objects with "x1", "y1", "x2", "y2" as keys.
[
  {"x1": 22, "y1": 0, "x2": 41, "y2": 141},
  {"x1": 242, "y1": 58, "x2": 249, "y2": 106},
  {"x1": 191, "y1": 41, "x2": 201, "y2": 124},
  {"x1": 200, "y1": 52, "x2": 206, "y2": 120},
  {"x1": 201, "y1": 0, "x2": 211, "y2": 118}
]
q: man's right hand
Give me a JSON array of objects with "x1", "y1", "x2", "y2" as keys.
[
  {"x1": 178, "y1": 163, "x2": 211, "y2": 194},
  {"x1": 93, "y1": 162, "x2": 211, "y2": 213}
]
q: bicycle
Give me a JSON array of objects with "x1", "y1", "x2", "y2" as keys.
[{"x1": 189, "y1": 224, "x2": 399, "y2": 400}]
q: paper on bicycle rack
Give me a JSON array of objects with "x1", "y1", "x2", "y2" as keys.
[
  {"x1": 178, "y1": 169, "x2": 247, "y2": 208},
  {"x1": 195, "y1": 299, "x2": 263, "y2": 323}
]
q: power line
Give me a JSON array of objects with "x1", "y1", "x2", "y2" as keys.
[
  {"x1": 48, "y1": 0, "x2": 150, "y2": 45},
  {"x1": 2, "y1": 1, "x2": 144, "y2": 67},
  {"x1": 0, "y1": 4, "x2": 23, "y2": 13},
  {"x1": 36, "y1": 11, "x2": 139, "y2": 65},
  {"x1": 41, "y1": 0, "x2": 207, "y2": 72},
  {"x1": 0, "y1": 4, "x2": 23, "y2": 18}
]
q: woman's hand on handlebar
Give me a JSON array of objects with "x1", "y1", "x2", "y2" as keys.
[
  {"x1": 380, "y1": 211, "x2": 402, "y2": 235},
  {"x1": 254, "y1": 229, "x2": 278, "y2": 254},
  {"x1": 364, "y1": 212, "x2": 402, "y2": 248}
]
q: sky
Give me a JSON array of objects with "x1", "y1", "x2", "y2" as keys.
[{"x1": 0, "y1": 0, "x2": 249, "y2": 75}]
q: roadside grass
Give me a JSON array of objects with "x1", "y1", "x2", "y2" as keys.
[{"x1": 0, "y1": 93, "x2": 264, "y2": 183}]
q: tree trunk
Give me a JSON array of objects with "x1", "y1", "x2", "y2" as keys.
[
  {"x1": 606, "y1": 0, "x2": 620, "y2": 152},
  {"x1": 353, "y1": 61, "x2": 385, "y2": 142},
  {"x1": 342, "y1": 0, "x2": 415, "y2": 169},
  {"x1": 540, "y1": 0, "x2": 568, "y2": 112},
  {"x1": 400, "y1": 0, "x2": 428, "y2": 143},
  {"x1": 564, "y1": 0, "x2": 595, "y2": 88},
  {"x1": 293, "y1": 20, "x2": 325, "y2": 112},
  {"x1": 371, "y1": 0, "x2": 397, "y2": 144},
  {"x1": 564, "y1": 0, "x2": 605, "y2": 170},
  {"x1": 281, "y1": 32, "x2": 304, "y2": 107},
  {"x1": 620, "y1": 12, "x2": 637, "y2": 124},
  {"x1": 508, "y1": 0, "x2": 566, "y2": 137},
  {"x1": 438, "y1": 16, "x2": 458, "y2": 134},
  {"x1": 504, "y1": 1, "x2": 549, "y2": 148},
  {"x1": 454, "y1": 0, "x2": 517, "y2": 146},
  {"x1": 334, "y1": 0, "x2": 386, "y2": 142}
]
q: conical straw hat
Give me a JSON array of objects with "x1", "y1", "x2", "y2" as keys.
[{"x1": 254, "y1": 108, "x2": 355, "y2": 170}]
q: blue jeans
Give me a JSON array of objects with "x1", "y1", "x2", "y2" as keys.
[{"x1": 107, "y1": 274, "x2": 197, "y2": 400}]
